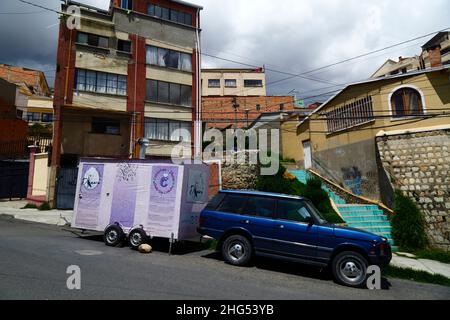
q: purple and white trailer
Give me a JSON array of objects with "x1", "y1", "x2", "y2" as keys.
[{"x1": 71, "y1": 158, "x2": 210, "y2": 250}]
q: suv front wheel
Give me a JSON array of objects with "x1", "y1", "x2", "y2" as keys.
[
  {"x1": 222, "y1": 235, "x2": 253, "y2": 266},
  {"x1": 332, "y1": 251, "x2": 369, "y2": 288}
]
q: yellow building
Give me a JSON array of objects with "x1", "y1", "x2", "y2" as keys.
[
  {"x1": 201, "y1": 68, "x2": 267, "y2": 97},
  {"x1": 281, "y1": 66, "x2": 450, "y2": 201}
]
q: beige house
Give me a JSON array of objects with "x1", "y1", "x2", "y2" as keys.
[
  {"x1": 371, "y1": 56, "x2": 421, "y2": 78},
  {"x1": 282, "y1": 66, "x2": 450, "y2": 199},
  {"x1": 202, "y1": 68, "x2": 266, "y2": 97}
]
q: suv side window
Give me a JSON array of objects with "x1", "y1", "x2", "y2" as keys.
[
  {"x1": 216, "y1": 195, "x2": 248, "y2": 214},
  {"x1": 277, "y1": 200, "x2": 312, "y2": 223},
  {"x1": 205, "y1": 193, "x2": 226, "y2": 211},
  {"x1": 242, "y1": 196, "x2": 276, "y2": 219}
]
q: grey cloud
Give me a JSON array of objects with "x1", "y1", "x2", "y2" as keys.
[{"x1": 0, "y1": 0, "x2": 449, "y2": 102}]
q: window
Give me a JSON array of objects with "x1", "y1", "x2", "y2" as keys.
[
  {"x1": 75, "y1": 69, "x2": 127, "y2": 96},
  {"x1": 147, "y1": 4, "x2": 193, "y2": 26},
  {"x1": 242, "y1": 197, "x2": 275, "y2": 218},
  {"x1": 256, "y1": 104, "x2": 261, "y2": 111},
  {"x1": 42, "y1": 113, "x2": 53, "y2": 123},
  {"x1": 146, "y1": 79, "x2": 192, "y2": 107},
  {"x1": 216, "y1": 195, "x2": 248, "y2": 214},
  {"x1": 390, "y1": 88, "x2": 424, "y2": 118},
  {"x1": 120, "y1": 0, "x2": 133, "y2": 10},
  {"x1": 277, "y1": 200, "x2": 312, "y2": 223},
  {"x1": 280, "y1": 103, "x2": 284, "y2": 111},
  {"x1": 208, "y1": 79, "x2": 220, "y2": 88},
  {"x1": 145, "y1": 118, "x2": 192, "y2": 142},
  {"x1": 117, "y1": 39, "x2": 131, "y2": 53},
  {"x1": 92, "y1": 118, "x2": 120, "y2": 135},
  {"x1": 325, "y1": 96, "x2": 374, "y2": 134},
  {"x1": 180, "y1": 53, "x2": 192, "y2": 72},
  {"x1": 244, "y1": 80, "x2": 263, "y2": 87},
  {"x1": 77, "y1": 32, "x2": 109, "y2": 49},
  {"x1": 225, "y1": 79, "x2": 237, "y2": 88},
  {"x1": 27, "y1": 112, "x2": 41, "y2": 122},
  {"x1": 205, "y1": 193, "x2": 226, "y2": 211},
  {"x1": 146, "y1": 46, "x2": 192, "y2": 72}
]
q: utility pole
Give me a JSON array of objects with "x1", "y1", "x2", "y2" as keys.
[
  {"x1": 232, "y1": 97, "x2": 240, "y2": 129},
  {"x1": 244, "y1": 109, "x2": 250, "y2": 128}
]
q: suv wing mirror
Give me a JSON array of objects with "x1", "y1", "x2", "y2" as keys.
[{"x1": 305, "y1": 216, "x2": 314, "y2": 225}]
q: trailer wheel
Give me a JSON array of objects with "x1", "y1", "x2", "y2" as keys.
[
  {"x1": 128, "y1": 228, "x2": 148, "y2": 249},
  {"x1": 104, "y1": 225, "x2": 124, "y2": 247}
]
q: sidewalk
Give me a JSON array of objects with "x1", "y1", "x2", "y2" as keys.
[
  {"x1": 0, "y1": 200, "x2": 73, "y2": 226},
  {"x1": 391, "y1": 253, "x2": 450, "y2": 279}
]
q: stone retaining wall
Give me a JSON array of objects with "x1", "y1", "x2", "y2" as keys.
[{"x1": 376, "y1": 130, "x2": 450, "y2": 251}]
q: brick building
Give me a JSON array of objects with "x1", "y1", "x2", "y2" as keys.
[
  {"x1": 202, "y1": 96, "x2": 296, "y2": 130},
  {"x1": 50, "y1": 0, "x2": 202, "y2": 207}
]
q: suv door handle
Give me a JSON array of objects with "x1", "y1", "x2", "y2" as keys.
[
  {"x1": 241, "y1": 220, "x2": 250, "y2": 224},
  {"x1": 277, "y1": 224, "x2": 285, "y2": 229}
]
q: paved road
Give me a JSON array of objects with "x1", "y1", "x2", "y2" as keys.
[{"x1": 0, "y1": 216, "x2": 449, "y2": 300}]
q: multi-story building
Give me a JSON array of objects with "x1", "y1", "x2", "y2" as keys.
[
  {"x1": 202, "y1": 68, "x2": 266, "y2": 97},
  {"x1": 51, "y1": 0, "x2": 202, "y2": 207}
]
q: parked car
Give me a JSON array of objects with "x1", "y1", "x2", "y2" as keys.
[{"x1": 198, "y1": 190, "x2": 392, "y2": 288}]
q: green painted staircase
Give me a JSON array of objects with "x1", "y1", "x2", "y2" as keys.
[{"x1": 290, "y1": 170, "x2": 397, "y2": 249}]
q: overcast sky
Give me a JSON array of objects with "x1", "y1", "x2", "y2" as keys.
[{"x1": 0, "y1": 0, "x2": 449, "y2": 102}]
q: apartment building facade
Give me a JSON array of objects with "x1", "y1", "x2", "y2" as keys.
[
  {"x1": 202, "y1": 68, "x2": 266, "y2": 97},
  {"x1": 51, "y1": 0, "x2": 202, "y2": 206}
]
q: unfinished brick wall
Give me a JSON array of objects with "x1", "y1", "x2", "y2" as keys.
[
  {"x1": 377, "y1": 130, "x2": 450, "y2": 251},
  {"x1": 202, "y1": 96, "x2": 295, "y2": 129}
]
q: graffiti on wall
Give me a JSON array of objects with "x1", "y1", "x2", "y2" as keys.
[{"x1": 342, "y1": 167, "x2": 363, "y2": 196}]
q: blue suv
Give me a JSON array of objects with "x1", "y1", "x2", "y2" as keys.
[{"x1": 198, "y1": 190, "x2": 392, "y2": 288}]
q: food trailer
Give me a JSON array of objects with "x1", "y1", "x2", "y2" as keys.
[{"x1": 71, "y1": 158, "x2": 210, "y2": 249}]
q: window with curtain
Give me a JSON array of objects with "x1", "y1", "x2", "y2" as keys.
[
  {"x1": 145, "y1": 118, "x2": 192, "y2": 142},
  {"x1": 225, "y1": 79, "x2": 237, "y2": 88},
  {"x1": 208, "y1": 79, "x2": 220, "y2": 88},
  {"x1": 86, "y1": 71, "x2": 97, "y2": 92},
  {"x1": 97, "y1": 73, "x2": 107, "y2": 93},
  {"x1": 391, "y1": 88, "x2": 424, "y2": 118},
  {"x1": 146, "y1": 46, "x2": 192, "y2": 72},
  {"x1": 74, "y1": 69, "x2": 127, "y2": 96},
  {"x1": 146, "y1": 79, "x2": 192, "y2": 107}
]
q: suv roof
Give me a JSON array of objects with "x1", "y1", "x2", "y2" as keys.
[{"x1": 219, "y1": 190, "x2": 305, "y2": 201}]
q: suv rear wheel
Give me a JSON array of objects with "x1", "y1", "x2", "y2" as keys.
[
  {"x1": 222, "y1": 235, "x2": 252, "y2": 266},
  {"x1": 332, "y1": 251, "x2": 369, "y2": 288}
]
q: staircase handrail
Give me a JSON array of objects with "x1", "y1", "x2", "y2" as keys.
[{"x1": 308, "y1": 169, "x2": 394, "y2": 215}]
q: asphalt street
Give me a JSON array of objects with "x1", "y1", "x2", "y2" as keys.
[{"x1": 0, "y1": 215, "x2": 449, "y2": 300}]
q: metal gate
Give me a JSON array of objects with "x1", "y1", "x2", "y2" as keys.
[
  {"x1": 0, "y1": 160, "x2": 29, "y2": 199},
  {"x1": 56, "y1": 167, "x2": 79, "y2": 210}
]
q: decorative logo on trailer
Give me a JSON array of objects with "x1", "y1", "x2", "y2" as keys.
[
  {"x1": 152, "y1": 168, "x2": 176, "y2": 195},
  {"x1": 116, "y1": 163, "x2": 138, "y2": 182},
  {"x1": 83, "y1": 167, "x2": 100, "y2": 190}
]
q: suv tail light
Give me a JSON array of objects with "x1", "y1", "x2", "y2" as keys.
[
  {"x1": 199, "y1": 216, "x2": 206, "y2": 228},
  {"x1": 379, "y1": 243, "x2": 386, "y2": 256}
]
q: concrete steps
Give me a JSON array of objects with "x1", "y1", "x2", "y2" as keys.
[{"x1": 290, "y1": 170, "x2": 397, "y2": 250}]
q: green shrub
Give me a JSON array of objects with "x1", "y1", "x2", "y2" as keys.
[
  {"x1": 22, "y1": 203, "x2": 38, "y2": 209},
  {"x1": 391, "y1": 190, "x2": 428, "y2": 251},
  {"x1": 38, "y1": 202, "x2": 52, "y2": 211},
  {"x1": 255, "y1": 167, "x2": 343, "y2": 223}
]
